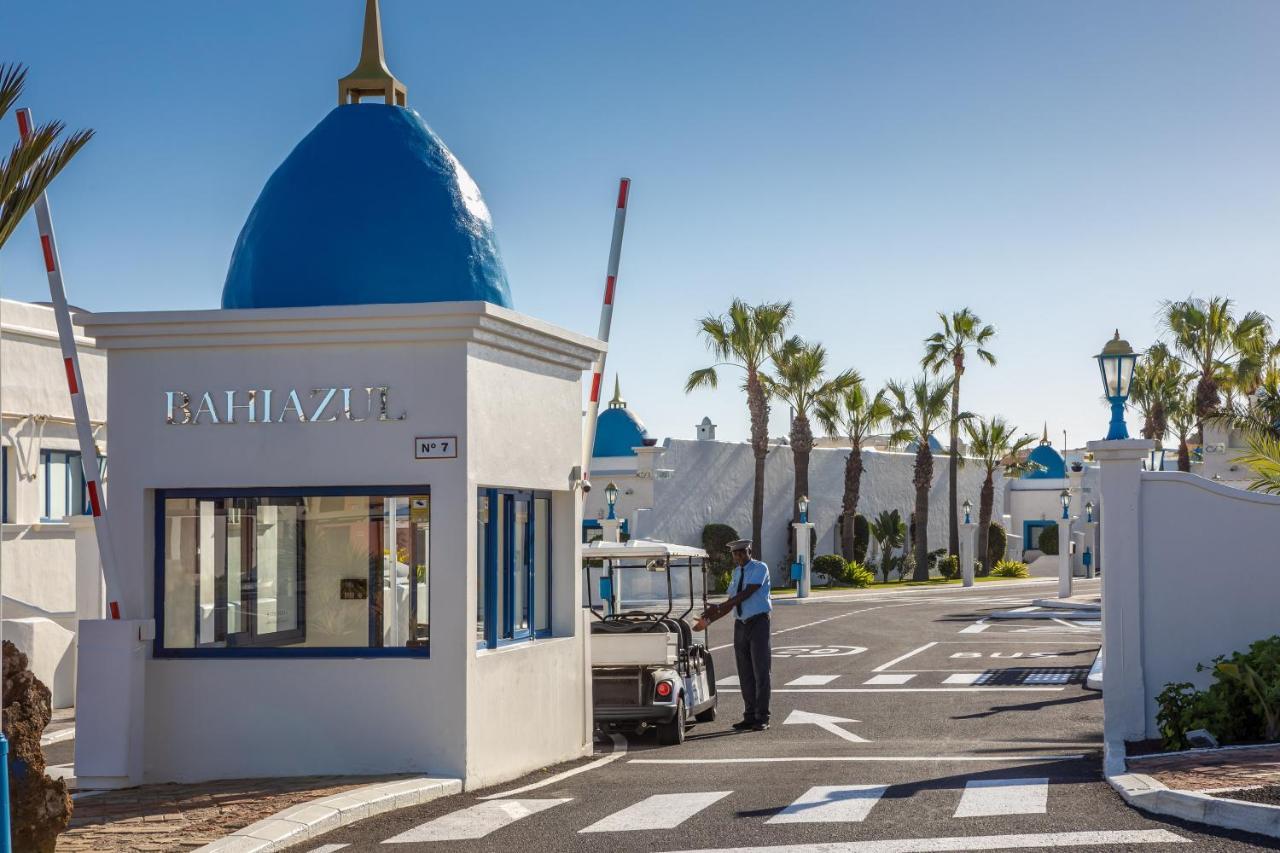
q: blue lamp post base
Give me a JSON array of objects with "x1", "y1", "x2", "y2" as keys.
[
  {"x1": 0, "y1": 732, "x2": 11, "y2": 853},
  {"x1": 1105, "y1": 397, "x2": 1129, "y2": 441}
]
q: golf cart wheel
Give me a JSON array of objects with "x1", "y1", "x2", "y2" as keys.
[
  {"x1": 694, "y1": 704, "x2": 716, "y2": 723},
  {"x1": 657, "y1": 699, "x2": 686, "y2": 745}
]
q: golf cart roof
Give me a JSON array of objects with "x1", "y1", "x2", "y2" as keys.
[{"x1": 583, "y1": 539, "x2": 708, "y2": 560}]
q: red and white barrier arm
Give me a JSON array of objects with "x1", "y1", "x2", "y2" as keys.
[
  {"x1": 16, "y1": 108, "x2": 125, "y2": 620},
  {"x1": 580, "y1": 178, "x2": 631, "y2": 489}
]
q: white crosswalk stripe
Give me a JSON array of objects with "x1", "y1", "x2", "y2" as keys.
[
  {"x1": 766, "y1": 784, "x2": 887, "y2": 824},
  {"x1": 717, "y1": 675, "x2": 740, "y2": 686},
  {"x1": 384, "y1": 798, "x2": 571, "y2": 843},
  {"x1": 785, "y1": 675, "x2": 840, "y2": 686},
  {"x1": 863, "y1": 673, "x2": 915, "y2": 685},
  {"x1": 942, "y1": 672, "x2": 983, "y2": 685},
  {"x1": 580, "y1": 791, "x2": 732, "y2": 833},
  {"x1": 661, "y1": 829, "x2": 1188, "y2": 852},
  {"x1": 954, "y1": 778, "x2": 1049, "y2": 817}
]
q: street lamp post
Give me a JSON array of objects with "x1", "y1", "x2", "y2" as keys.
[
  {"x1": 605, "y1": 481, "x2": 618, "y2": 520},
  {"x1": 1094, "y1": 330, "x2": 1141, "y2": 441},
  {"x1": 794, "y1": 496, "x2": 813, "y2": 598},
  {"x1": 960, "y1": 500, "x2": 976, "y2": 588},
  {"x1": 1058, "y1": 488, "x2": 1072, "y2": 599}
]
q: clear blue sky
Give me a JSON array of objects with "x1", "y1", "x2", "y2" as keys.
[{"x1": 3, "y1": 1, "x2": 1279, "y2": 449}]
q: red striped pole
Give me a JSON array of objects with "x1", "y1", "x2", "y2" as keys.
[
  {"x1": 581, "y1": 178, "x2": 631, "y2": 490},
  {"x1": 16, "y1": 108, "x2": 125, "y2": 620}
]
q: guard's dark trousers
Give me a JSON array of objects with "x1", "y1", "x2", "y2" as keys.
[{"x1": 733, "y1": 613, "x2": 771, "y2": 722}]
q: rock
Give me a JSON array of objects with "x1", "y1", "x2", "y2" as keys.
[
  {"x1": 2, "y1": 640, "x2": 72, "y2": 853},
  {"x1": 1186, "y1": 728, "x2": 1220, "y2": 749}
]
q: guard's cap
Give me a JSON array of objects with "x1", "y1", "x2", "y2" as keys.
[{"x1": 727, "y1": 539, "x2": 753, "y2": 552}]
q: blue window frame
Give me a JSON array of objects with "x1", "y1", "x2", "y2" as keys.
[
  {"x1": 2, "y1": 446, "x2": 9, "y2": 523},
  {"x1": 477, "y1": 488, "x2": 552, "y2": 649},
  {"x1": 155, "y1": 486, "x2": 431, "y2": 659},
  {"x1": 41, "y1": 450, "x2": 104, "y2": 521}
]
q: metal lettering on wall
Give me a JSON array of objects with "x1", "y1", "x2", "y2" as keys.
[{"x1": 163, "y1": 386, "x2": 407, "y2": 425}]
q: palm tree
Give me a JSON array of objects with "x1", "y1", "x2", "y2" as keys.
[
  {"x1": 816, "y1": 383, "x2": 907, "y2": 561},
  {"x1": 767, "y1": 339, "x2": 860, "y2": 538},
  {"x1": 1161, "y1": 297, "x2": 1271, "y2": 445},
  {"x1": 868, "y1": 509, "x2": 906, "y2": 582},
  {"x1": 686, "y1": 299, "x2": 793, "y2": 552},
  {"x1": 888, "y1": 376, "x2": 971, "y2": 580},
  {"x1": 1209, "y1": 373, "x2": 1280, "y2": 491},
  {"x1": 0, "y1": 64, "x2": 95, "y2": 250},
  {"x1": 1129, "y1": 342, "x2": 1183, "y2": 444},
  {"x1": 922, "y1": 309, "x2": 996, "y2": 558},
  {"x1": 964, "y1": 417, "x2": 1037, "y2": 575},
  {"x1": 1167, "y1": 389, "x2": 1197, "y2": 473}
]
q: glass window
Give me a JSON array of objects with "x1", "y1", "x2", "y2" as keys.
[
  {"x1": 476, "y1": 488, "x2": 552, "y2": 648},
  {"x1": 41, "y1": 450, "x2": 105, "y2": 520},
  {"x1": 158, "y1": 489, "x2": 430, "y2": 656}
]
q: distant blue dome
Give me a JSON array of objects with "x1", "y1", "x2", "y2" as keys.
[
  {"x1": 1023, "y1": 442, "x2": 1066, "y2": 479},
  {"x1": 906, "y1": 435, "x2": 944, "y2": 454},
  {"x1": 593, "y1": 407, "x2": 650, "y2": 457},
  {"x1": 222, "y1": 104, "x2": 512, "y2": 310}
]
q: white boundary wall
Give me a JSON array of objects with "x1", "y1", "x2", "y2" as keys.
[{"x1": 1093, "y1": 438, "x2": 1280, "y2": 747}]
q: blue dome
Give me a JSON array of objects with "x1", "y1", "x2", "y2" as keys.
[
  {"x1": 1023, "y1": 443, "x2": 1066, "y2": 479},
  {"x1": 906, "y1": 435, "x2": 944, "y2": 454},
  {"x1": 593, "y1": 407, "x2": 650, "y2": 457},
  {"x1": 222, "y1": 104, "x2": 512, "y2": 310}
]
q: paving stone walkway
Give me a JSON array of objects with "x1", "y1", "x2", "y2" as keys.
[
  {"x1": 59, "y1": 775, "x2": 405, "y2": 852},
  {"x1": 1128, "y1": 743, "x2": 1280, "y2": 793}
]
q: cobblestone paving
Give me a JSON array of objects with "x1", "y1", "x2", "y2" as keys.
[
  {"x1": 1129, "y1": 744, "x2": 1280, "y2": 792},
  {"x1": 59, "y1": 775, "x2": 406, "y2": 852}
]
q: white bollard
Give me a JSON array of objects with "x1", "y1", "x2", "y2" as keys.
[
  {"x1": 1058, "y1": 515, "x2": 1073, "y2": 598},
  {"x1": 794, "y1": 521, "x2": 813, "y2": 598}
]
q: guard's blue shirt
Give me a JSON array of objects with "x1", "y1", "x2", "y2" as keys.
[{"x1": 729, "y1": 559, "x2": 772, "y2": 621}]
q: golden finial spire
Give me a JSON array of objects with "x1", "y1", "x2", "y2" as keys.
[
  {"x1": 609, "y1": 376, "x2": 627, "y2": 409},
  {"x1": 338, "y1": 0, "x2": 407, "y2": 106},
  {"x1": 1041, "y1": 422, "x2": 1050, "y2": 445}
]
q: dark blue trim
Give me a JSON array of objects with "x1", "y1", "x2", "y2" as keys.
[
  {"x1": 1022, "y1": 519, "x2": 1056, "y2": 555},
  {"x1": 478, "y1": 487, "x2": 552, "y2": 650},
  {"x1": 1, "y1": 445, "x2": 8, "y2": 523},
  {"x1": 154, "y1": 485, "x2": 432, "y2": 660},
  {"x1": 483, "y1": 489, "x2": 499, "y2": 649}
]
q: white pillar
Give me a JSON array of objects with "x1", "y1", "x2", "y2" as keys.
[
  {"x1": 1058, "y1": 513, "x2": 1073, "y2": 599},
  {"x1": 70, "y1": 514, "x2": 106, "y2": 623},
  {"x1": 1082, "y1": 521, "x2": 1098, "y2": 578},
  {"x1": 960, "y1": 519, "x2": 976, "y2": 587},
  {"x1": 793, "y1": 521, "x2": 813, "y2": 598},
  {"x1": 600, "y1": 518, "x2": 622, "y2": 544},
  {"x1": 1087, "y1": 438, "x2": 1152, "y2": 760}
]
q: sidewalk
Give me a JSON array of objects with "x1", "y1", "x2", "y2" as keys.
[
  {"x1": 60, "y1": 775, "x2": 407, "y2": 852},
  {"x1": 1129, "y1": 743, "x2": 1280, "y2": 796}
]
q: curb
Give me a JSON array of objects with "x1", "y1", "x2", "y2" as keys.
[
  {"x1": 1030, "y1": 597, "x2": 1101, "y2": 612},
  {"x1": 1085, "y1": 648, "x2": 1103, "y2": 691},
  {"x1": 193, "y1": 776, "x2": 462, "y2": 852},
  {"x1": 771, "y1": 578, "x2": 1058, "y2": 604},
  {"x1": 1105, "y1": 742, "x2": 1280, "y2": 840}
]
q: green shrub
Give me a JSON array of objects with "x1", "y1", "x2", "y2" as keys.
[
  {"x1": 845, "y1": 561, "x2": 875, "y2": 588},
  {"x1": 991, "y1": 560, "x2": 1030, "y2": 578},
  {"x1": 852, "y1": 514, "x2": 869, "y2": 564},
  {"x1": 986, "y1": 522, "x2": 1007, "y2": 573},
  {"x1": 1156, "y1": 635, "x2": 1280, "y2": 750},
  {"x1": 1038, "y1": 523, "x2": 1059, "y2": 556},
  {"x1": 702, "y1": 523, "x2": 738, "y2": 580},
  {"x1": 927, "y1": 548, "x2": 948, "y2": 573},
  {"x1": 938, "y1": 555, "x2": 960, "y2": 580},
  {"x1": 813, "y1": 554, "x2": 846, "y2": 581},
  {"x1": 896, "y1": 552, "x2": 915, "y2": 581}
]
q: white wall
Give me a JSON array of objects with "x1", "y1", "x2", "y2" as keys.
[
  {"x1": 640, "y1": 439, "x2": 1004, "y2": 575},
  {"x1": 1138, "y1": 472, "x2": 1280, "y2": 736}
]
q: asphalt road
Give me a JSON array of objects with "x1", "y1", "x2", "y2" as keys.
[{"x1": 306, "y1": 578, "x2": 1279, "y2": 852}]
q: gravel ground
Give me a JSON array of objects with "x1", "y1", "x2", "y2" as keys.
[{"x1": 1215, "y1": 785, "x2": 1280, "y2": 807}]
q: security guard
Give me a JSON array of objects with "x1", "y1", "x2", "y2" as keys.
[{"x1": 693, "y1": 539, "x2": 772, "y2": 731}]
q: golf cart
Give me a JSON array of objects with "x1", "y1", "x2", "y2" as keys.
[{"x1": 583, "y1": 539, "x2": 718, "y2": 745}]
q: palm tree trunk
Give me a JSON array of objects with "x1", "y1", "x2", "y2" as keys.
[
  {"x1": 746, "y1": 367, "x2": 769, "y2": 553},
  {"x1": 790, "y1": 413, "x2": 814, "y2": 566},
  {"x1": 839, "y1": 448, "x2": 862, "y2": 561},
  {"x1": 1195, "y1": 371, "x2": 1219, "y2": 448},
  {"x1": 913, "y1": 444, "x2": 933, "y2": 581},
  {"x1": 1178, "y1": 436, "x2": 1191, "y2": 472},
  {"x1": 948, "y1": 373, "x2": 961, "y2": 558},
  {"x1": 978, "y1": 472, "x2": 995, "y2": 575}
]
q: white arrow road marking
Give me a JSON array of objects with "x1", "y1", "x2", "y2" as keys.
[
  {"x1": 954, "y1": 778, "x2": 1049, "y2": 817},
  {"x1": 580, "y1": 791, "x2": 732, "y2": 832},
  {"x1": 656, "y1": 829, "x2": 1188, "y2": 852},
  {"x1": 385, "y1": 798, "x2": 571, "y2": 843},
  {"x1": 871, "y1": 642, "x2": 937, "y2": 672},
  {"x1": 766, "y1": 784, "x2": 887, "y2": 824},
  {"x1": 783, "y1": 710, "x2": 869, "y2": 743}
]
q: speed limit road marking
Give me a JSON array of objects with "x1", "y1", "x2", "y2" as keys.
[{"x1": 773, "y1": 645, "x2": 867, "y2": 658}]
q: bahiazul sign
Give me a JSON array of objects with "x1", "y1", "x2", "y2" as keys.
[{"x1": 164, "y1": 385, "x2": 406, "y2": 425}]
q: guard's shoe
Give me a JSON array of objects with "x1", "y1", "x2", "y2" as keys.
[
  {"x1": 751, "y1": 721, "x2": 770, "y2": 731},
  {"x1": 731, "y1": 718, "x2": 756, "y2": 731}
]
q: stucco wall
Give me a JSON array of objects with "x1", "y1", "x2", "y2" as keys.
[
  {"x1": 1138, "y1": 472, "x2": 1280, "y2": 737},
  {"x1": 640, "y1": 439, "x2": 1005, "y2": 574}
]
